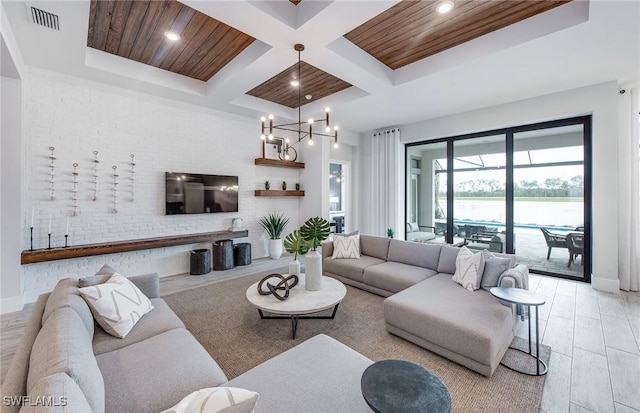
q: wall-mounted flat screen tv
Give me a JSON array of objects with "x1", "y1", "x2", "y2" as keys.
[{"x1": 165, "y1": 172, "x2": 238, "y2": 215}]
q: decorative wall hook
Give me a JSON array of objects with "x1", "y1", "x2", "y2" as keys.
[
  {"x1": 72, "y1": 163, "x2": 79, "y2": 216},
  {"x1": 92, "y1": 151, "x2": 99, "y2": 201},
  {"x1": 48, "y1": 147, "x2": 56, "y2": 201},
  {"x1": 112, "y1": 165, "x2": 118, "y2": 213},
  {"x1": 130, "y1": 154, "x2": 135, "y2": 202}
]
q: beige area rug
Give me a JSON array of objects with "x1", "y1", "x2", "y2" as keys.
[{"x1": 164, "y1": 271, "x2": 550, "y2": 413}]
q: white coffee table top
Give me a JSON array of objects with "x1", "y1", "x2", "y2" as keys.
[{"x1": 246, "y1": 274, "x2": 346, "y2": 315}]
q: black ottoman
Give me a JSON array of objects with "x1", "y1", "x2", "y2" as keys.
[
  {"x1": 234, "y1": 243, "x2": 252, "y2": 266},
  {"x1": 190, "y1": 249, "x2": 211, "y2": 275},
  {"x1": 212, "y1": 240, "x2": 235, "y2": 270}
]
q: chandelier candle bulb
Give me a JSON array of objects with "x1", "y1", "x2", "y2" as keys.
[
  {"x1": 48, "y1": 214, "x2": 52, "y2": 234},
  {"x1": 30, "y1": 207, "x2": 34, "y2": 228}
]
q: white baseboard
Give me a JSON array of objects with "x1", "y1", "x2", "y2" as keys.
[
  {"x1": 591, "y1": 275, "x2": 620, "y2": 293},
  {"x1": 0, "y1": 296, "x2": 24, "y2": 314}
]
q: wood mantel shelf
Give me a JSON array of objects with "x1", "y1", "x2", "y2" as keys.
[
  {"x1": 254, "y1": 158, "x2": 305, "y2": 169},
  {"x1": 21, "y1": 230, "x2": 249, "y2": 265},
  {"x1": 254, "y1": 190, "x2": 305, "y2": 197}
]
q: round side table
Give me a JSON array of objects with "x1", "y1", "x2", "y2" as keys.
[
  {"x1": 490, "y1": 287, "x2": 548, "y2": 376},
  {"x1": 361, "y1": 359, "x2": 451, "y2": 413}
]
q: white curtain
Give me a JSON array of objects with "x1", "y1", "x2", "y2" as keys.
[
  {"x1": 371, "y1": 129, "x2": 401, "y2": 237},
  {"x1": 619, "y1": 87, "x2": 640, "y2": 291}
]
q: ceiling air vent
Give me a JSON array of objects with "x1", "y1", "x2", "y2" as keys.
[{"x1": 27, "y1": 4, "x2": 61, "y2": 31}]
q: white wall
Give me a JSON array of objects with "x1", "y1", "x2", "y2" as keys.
[
  {"x1": 391, "y1": 81, "x2": 620, "y2": 291},
  {"x1": 1, "y1": 75, "x2": 23, "y2": 313},
  {"x1": 16, "y1": 67, "x2": 303, "y2": 305}
]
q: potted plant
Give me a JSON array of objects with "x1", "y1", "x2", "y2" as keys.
[
  {"x1": 295, "y1": 182, "x2": 300, "y2": 191},
  {"x1": 387, "y1": 228, "x2": 395, "y2": 239},
  {"x1": 299, "y1": 217, "x2": 330, "y2": 290},
  {"x1": 264, "y1": 181, "x2": 270, "y2": 190},
  {"x1": 258, "y1": 212, "x2": 289, "y2": 259},
  {"x1": 282, "y1": 181, "x2": 287, "y2": 190},
  {"x1": 284, "y1": 230, "x2": 310, "y2": 276}
]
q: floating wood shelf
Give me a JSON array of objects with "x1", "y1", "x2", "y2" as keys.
[
  {"x1": 254, "y1": 158, "x2": 305, "y2": 169},
  {"x1": 21, "y1": 230, "x2": 249, "y2": 265},
  {"x1": 254, "y1": 190, "x2": 305, "y2": 197}
]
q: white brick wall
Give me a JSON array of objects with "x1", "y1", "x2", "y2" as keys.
[{"x1": 20, "y1": 68, "x2": 301, "y2": 303}]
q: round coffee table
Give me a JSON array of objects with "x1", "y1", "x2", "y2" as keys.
[
  {"x1": 361, "y1": 359, "x2": 451, "y2": 413},
  {"x1": 490, "y1": 286, "x2": 548, "y2": 376},
  {"x1": 246, "y1": 274, "x2": 346, "y2": 339}
]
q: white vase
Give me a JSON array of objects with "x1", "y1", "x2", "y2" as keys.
[
  {"x1": 269, "y1": 238, "x2": 283, "y2": 260},
  {"x1": 289, "y1": 259, "x2": 301, "y2": 277},
  {"x1": 305, "y1": 250, "x2": 322, "y2": 291}
]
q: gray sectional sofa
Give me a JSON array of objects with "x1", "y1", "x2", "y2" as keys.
[
  {"x1": 322, "y1": 235, "x2": 529, "y2": 377},
  {"x1": 2, "y1": 273, "x2": 377, "y2": 413}
]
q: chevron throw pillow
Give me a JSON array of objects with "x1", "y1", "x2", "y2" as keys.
[
  {"x1": 332, "y1": 233, "x2": 361, "y2": 259},
  {"x1": 79, "y1": 273, "x2": 154, "y2": 338},
  {"x1": 452, "y1": 246, "x2": 486, "y2": 291},
  {"x1": 162, "y1": 387, "x2": 259, "y2": 413}
]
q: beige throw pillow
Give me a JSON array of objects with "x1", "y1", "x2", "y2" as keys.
[
  {"x1": 452, "y1": 246, "x2": 486, "y2": 291},
  {"x1": 162, "y1": 387, "x2": 259, "y2": 413},
  {"x1": 79, "y1": 274, "x2": 154, "y2": 338},
  {"x1": 332, "y1": 232, "x2": 361, "y2": 259}
]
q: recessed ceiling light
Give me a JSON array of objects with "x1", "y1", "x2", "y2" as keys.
[
  {"x1": 290, "y1": 80, "x2": 300, "y2": 87},
  {"x1": 164, "y1": 32, "x2": 180, "y2": 41},
  {"x1": 437, "y1": 1, "x2": 454, "y2": 14}
]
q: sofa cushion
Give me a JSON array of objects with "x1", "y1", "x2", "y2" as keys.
[
  {"x1": 21, "y1": 373, "x2": 92, "y2": 413},
  {"x1": 92, "y1": 298, "x2": 185, "y2": 355},
  {"x1": 227, "y1": 334, "x2": 372, "y2": 413},
  {"x1": 332, "y1": 232, "x2": 360, "y2": 259},
  {"x1": 384, "y1": 274, "x2": 514, "y2": 368},
  {"x1": 323, "y1": 255, "x2": 385, "y2": 283},
  {"x1": 359, "y1": 235, "x2": 390, "y2": 260},
  {"x1": 452, "y1": 247, "x2": 485, "y2": 291},
  {"x1": 480, "y1": 250, "x2": 513, "y2": 291},
  {"x1": 97, "y1": 328, "x2": 228, "y2": 413},
  {"x1": 161, "y1": 387, "x2": 259, "y2": 413},
  {"x1": 363, "y1": 262, "x2": 437, "y2": 294},
  {"x1": 78, "y1": 264, "x2": 118, "y2": 288},
  {"x1": 42, "y1": 279, "x2": 94, "y2": 337},
  {"x1": 79, "y1": 274, "x2": 154, "y2": 338},
  {"x1": 437, "y1": 245, "x2": 460, "y2": 274},
  {"x1": 28, "y1": 307, "x2": 105, "y2": 413},
  {"x1": 387, "y1": 239, "x2": 441, "y2": 271}
]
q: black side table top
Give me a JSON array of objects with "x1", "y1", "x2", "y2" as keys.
[{"x1": 361, "y1": 359, "x2": 451, "y2": 413}]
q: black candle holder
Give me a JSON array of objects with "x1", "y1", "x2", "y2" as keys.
[
  {"x1": 47, "y1": 233, "x2": 52, "y2": 249},
  {"x1": 64, "y1": 234, "x2": 68, "y2": 248},
  {"x1": 30, "y1": 227, "x2": 34, "y2": 251}
]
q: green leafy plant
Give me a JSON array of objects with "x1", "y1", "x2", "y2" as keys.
[
  {"x1": 387, "y1": 228, "x2": 395, "y2": 238},
  {"x1": 300, "y1": 217, "x2": 331, "y2": 250},
  {"x1": 265, "y1": 181, "x2": 270, "y2": 190},
  {"x1": 258, "y1": 212, "x2": 289, "y2": 239},
  {"x1": 284, "y1": 230, "x2": 310, "y2": 260},
  {"x1": 282, "y1": 181, "x2": 287, "y2": 190}
]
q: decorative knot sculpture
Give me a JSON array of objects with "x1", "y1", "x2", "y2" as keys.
[{"x1": 257, "y1": 274, "x2": 299, "y2": 301}]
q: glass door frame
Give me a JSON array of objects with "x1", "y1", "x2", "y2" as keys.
[{"x1": 405, "y1": 115, "x2": 592, "y2": 283}]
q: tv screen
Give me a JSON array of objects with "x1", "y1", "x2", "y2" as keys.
[{"x1": 165, "y1": 172, "x2": 238, "y2": 215}]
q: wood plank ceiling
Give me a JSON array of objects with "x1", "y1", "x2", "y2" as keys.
[
  {"x1": 246, "y1": 61, "x2": 352, "y2": 109},
  {"x1": 344, "y1": 0, "x2": 572, "y2": 70},
  {"x1": 86, "y1": 0, "x2": 255, "y2": 82}
]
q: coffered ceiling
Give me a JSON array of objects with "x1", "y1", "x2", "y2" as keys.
[{"x1": 2, "y1": 0, "x2": 639, "y2": 132}]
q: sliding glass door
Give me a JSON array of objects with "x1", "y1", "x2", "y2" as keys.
[{"x1": 405, "y1": 116, "x2": 591, "y2": 282}]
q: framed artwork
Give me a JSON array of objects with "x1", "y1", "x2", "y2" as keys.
[{"x1": 263, "y1": 138, "x2": 284, "y2": 160}]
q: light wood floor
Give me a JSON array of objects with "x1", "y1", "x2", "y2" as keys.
[{"x1": 1, "y1": 260, "x2": 639, "y2": 413}]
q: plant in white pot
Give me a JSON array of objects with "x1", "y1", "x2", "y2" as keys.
[
  {"x1": 283, "y1": 230, "x2": 310, "y2": 277},
  {"x1": 258, "y1": 212, "x2": 289, "y2": 259},
  {"x1": 299, "y1": 217, "x2": 330, "y2": 291}
]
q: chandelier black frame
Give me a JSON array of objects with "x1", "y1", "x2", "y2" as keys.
[{"x1": 260, "y1": 44, "x2": 339, "y2": 162}]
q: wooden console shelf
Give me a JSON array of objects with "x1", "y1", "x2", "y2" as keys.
[
  {"x1": 254, "y1": 158, "x2": 305, "y2": 169},
  {"x1": 21, "y1": 230, "x2": 249, "y2": 265},
  {"x1": 254, "y1": 190, "x2": 305, "y2": 197}
]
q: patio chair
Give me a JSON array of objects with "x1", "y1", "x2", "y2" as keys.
[
  {"x1": 566, "y1": 232, "x2": 584, "y2": 268},
  {"x1": 540, "y1": 227, "x2": 567, "y2": 260}
]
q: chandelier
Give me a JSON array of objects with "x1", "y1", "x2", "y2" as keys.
[{"x1": 259, "y1": 44, "x2": 339, "y2": 162}]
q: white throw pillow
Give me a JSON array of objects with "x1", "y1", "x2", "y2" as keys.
[
  {"x1": 79, "y1": 273, "x2": 154, "y2": 338},
  {"x1": 162, "y1": 387, "x2": 259, "y2": 413},
  {"x1": 332, "y1": 232, "x2": 361, "y2": 259},
  {"x1": 452, "y1": 247, "x2": 486, "y2": 291}
]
